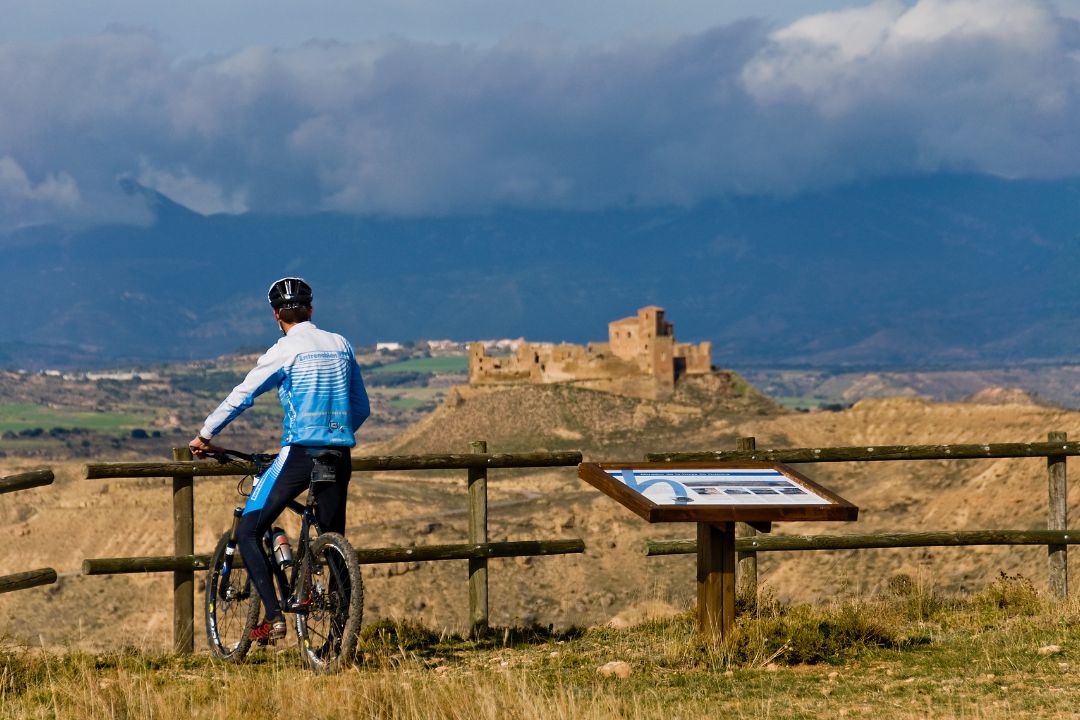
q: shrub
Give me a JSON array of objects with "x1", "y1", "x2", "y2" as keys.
[
  {"x1": 708, "y1": 598, "x2": 919, "y2": 667},
  {"x1": 974, "y1": 572, "x2": 1041, "y2": 617}
]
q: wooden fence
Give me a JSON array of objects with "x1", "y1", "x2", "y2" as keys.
[
  {"x1": 4, "y1": 432, "x2": 1079, "y2": 651},
  {"x1": 82, "y1": 443, "x2": 583, "y2": 653},
  {"x1": 0, "y1": 469, "x2": 58, "y2": 594},
  {"x1": 646, "y1": 432, "x2": 1075, "y2": 599}
]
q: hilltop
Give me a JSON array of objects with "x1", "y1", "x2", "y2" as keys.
[{"x1": 383, "y1": 371, "x2": 781, "y2": 458}]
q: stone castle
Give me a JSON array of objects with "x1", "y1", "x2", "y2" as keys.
[{"x1": 469, "y1": 306, "x2": 712, "y2": 399}]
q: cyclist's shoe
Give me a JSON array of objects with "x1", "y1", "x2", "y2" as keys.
[{"x1": 249, "y1": 619, "x2": 287, "y2": 645}]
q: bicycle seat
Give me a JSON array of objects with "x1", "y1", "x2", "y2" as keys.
[{"x1": 305, "y1": 448, "x2": 342, "y2": 483}]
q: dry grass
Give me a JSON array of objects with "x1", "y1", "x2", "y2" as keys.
[{"x1": 3, "y1": 575, "x2": 1080, "y2": 719}]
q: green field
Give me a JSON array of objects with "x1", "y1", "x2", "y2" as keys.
[
  {"x1": 0, "y1": 403, "x2": 152, "y2": 433},
  {"x1": 367, "y1": 356, "x2": 468, "y2": 375}
]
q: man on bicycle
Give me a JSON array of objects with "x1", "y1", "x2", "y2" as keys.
[{"x1": 189, "y1": 277, "x2": 370, "y2": 642}]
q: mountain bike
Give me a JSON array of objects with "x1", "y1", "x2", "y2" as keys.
[{"x1": 203, "y1": 448, "x2": 364, "y2": 673}]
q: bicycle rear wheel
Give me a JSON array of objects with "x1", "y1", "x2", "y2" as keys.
[
  {"x1": 205, "y1": 531, "x2": 261, "y2": 661},
  {"x1": 294, "y1": 532, "x2": 363, "y2": 673}
]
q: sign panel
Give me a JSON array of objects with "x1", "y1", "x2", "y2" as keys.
[{"x1": 578, "y1": 461, "x2": 858, "y2": 523}]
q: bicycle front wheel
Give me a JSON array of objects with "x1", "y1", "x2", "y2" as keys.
[
  {"x1": 295, "y1": 532, "x2": 363, "y2": 673},
  {"x1": 205, "y1": 531, "x2": 261, "y2": 661}
]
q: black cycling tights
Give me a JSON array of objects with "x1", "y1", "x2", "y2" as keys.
[{"x1": 236, "y1": 445, "x2": 351, "y2": 621}]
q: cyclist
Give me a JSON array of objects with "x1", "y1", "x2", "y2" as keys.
[{"x1": 189, "y1": 277, "x2": 370, "y2": 642}]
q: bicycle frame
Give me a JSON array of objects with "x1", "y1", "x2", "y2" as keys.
[
  {"x1": 269, "y1": 488, "x2": 324, "y2": 613},
  {"x1": 211, "y1": 449, "x2": 324, "y2": 615}
]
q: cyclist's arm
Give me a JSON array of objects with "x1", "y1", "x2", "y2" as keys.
[
  {"x1": 199, "y1": 348, "x2": 287, "y2": 440},
  {"x1": 348, "y1": 352, "x2": 370, "y2": 431}
]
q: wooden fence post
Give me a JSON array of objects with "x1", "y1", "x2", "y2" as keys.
[
  {"x1": 1048, "y1": 431, "x2": 1068, "y2": 599},
  {"x1": 735, "y1": 436, "x2": 758, "y2": 605},
  {"x1": 468, "y1": 440, "x2": 489, "y2": 636},
  {"x1": 172, "y1": 447, "x2": 195, "y2": 654}
]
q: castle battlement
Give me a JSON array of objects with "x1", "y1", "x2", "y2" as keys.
[{"x1": 468, "y1": 307, "x2": 712, "y2": 399}]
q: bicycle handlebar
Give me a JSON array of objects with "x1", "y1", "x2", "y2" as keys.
[
  {"x1": 208, "y1": 448, "x2": 255, "y2": 462},
  {"x1": 206, "y1": 449, "x2": 279, "y2": 475}
]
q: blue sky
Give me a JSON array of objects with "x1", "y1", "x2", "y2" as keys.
[{"x1": 2, "y1": 0, "x2": 1079, "y2": 228}]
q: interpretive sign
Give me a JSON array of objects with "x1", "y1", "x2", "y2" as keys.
[
  {"x1": 578, "y1": 461, "x2": 857, "y2": 523},
  {"x1": 578, "y1": 461, "x2": 858, "y2": 641}
]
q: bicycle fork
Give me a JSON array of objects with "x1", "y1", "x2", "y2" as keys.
[{"x1": 217, "y1": 506, "x2": 245, "y2": 600}]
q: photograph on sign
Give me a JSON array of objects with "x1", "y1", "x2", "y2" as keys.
[{"x1": 608, "y1": 468, "x2": 832, "y2": 507}]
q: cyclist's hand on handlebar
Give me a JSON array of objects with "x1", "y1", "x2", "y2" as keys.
[{"x1": 188, "y1": 435, "x2": 223, "y2": 458}]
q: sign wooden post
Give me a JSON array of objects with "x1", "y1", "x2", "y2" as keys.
[
  {"x1": 697, "y1": 521, "x2": 736, "y2": 639},
  {"x1": 734, "y1": 436, "x2": 758, "y2": 604},
  {"x1": 579, "y1": 461, "x2": 857, "y2": 642}
]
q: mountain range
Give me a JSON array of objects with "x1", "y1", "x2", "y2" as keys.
[{"x1": 4, "y1": 174, "x2": 1080, "y2": 370}]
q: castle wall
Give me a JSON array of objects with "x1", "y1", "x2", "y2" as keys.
[
  {"x1": 469, "y1": 307, "x2": 712, "y2": 394},
  {"x1": 608, "y1": 317, "x2": 642, "y2": 364},
  {"x1": 648, "y1": 334, "x2": 675, "y2": 389},
  {"x1": 677, "y1": 341, "x2": 713, "y2": 375}
]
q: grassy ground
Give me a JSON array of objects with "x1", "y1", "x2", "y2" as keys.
[
  {"x1": 367, "y1": 357, "x2": 469, "y2": 375},
  {"x1": 4, "y1": 575, "x2": 1080, "y2": 719}
]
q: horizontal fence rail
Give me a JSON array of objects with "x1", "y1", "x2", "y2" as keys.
[
  {"x1": 647, "y1": 441, "x2": 1080, "y2": 464},
  {"x1": 355, "y1": 538, "x2": 585, "y2": 564},
  {"x1": 645, "y1": 530, "x2": 1080, "y2": 556},
  {"x1": 83, "y1": 555, "x2": 211, "y2": 575},
  {"x1": 0, "y1": 469, "x2": 55, "y2": 494},
  {"x1": 85, "y1": 451, "x2": 583, "y2": 480},
  {"x1": 83, "y1": 539, "x2": 587, "y2": 576},
  {"x1": 0, "y1": 568, "x2": 58, "y2": 594}
]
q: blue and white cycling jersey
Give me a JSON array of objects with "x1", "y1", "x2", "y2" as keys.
[{"x1": 199, "y1": 321, "x2": 370, "y2": 447}]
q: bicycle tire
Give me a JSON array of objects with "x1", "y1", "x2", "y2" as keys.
[
  {"x1": 205, "y1": 531, "x2": 261, "y2": 661},
  {"x1": 294, "y1": 532, "x2": 363, "y2": 673}
]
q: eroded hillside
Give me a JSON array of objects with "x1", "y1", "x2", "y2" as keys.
[{"x1": 1, "y1": 383, "x2": 1077, "y2": 651}]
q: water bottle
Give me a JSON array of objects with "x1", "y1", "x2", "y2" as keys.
[{"x1": 271, "y1": 528, "x2": 293, "y2": 567}]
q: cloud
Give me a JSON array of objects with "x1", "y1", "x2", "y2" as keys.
[
  {"x1": 0, "y1": 156, "x2": 81, "y2": 225},
  {"x1": 741, "y1": 0, "x2": 1080, "y2": 182},
  {"x1": 0, "y1": 0, "x2": 1078, "y2": 227},
  {"x1": 136, "y1": 157, "x2": 249, "y2": 215}
]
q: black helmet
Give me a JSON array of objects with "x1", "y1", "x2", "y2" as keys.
[{"x1": 267, "y1": 277, "x2": 313, "y2": 309}]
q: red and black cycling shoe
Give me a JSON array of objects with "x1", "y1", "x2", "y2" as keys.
[{"x1": 249, "y1": 618, "x2": 288, "y2": 644}]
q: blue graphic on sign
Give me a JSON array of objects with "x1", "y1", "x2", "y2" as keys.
[{"x1": 620, "y1": 469, "x2": 691, "y2": 503}]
